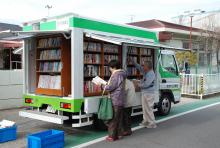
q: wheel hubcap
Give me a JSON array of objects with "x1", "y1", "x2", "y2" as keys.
[{"x1": 161, "y1": 98, "x2": 170, "y2": 113}]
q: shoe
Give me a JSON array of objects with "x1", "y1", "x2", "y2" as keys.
[
  {"x1": 123, "y1": 131, "x2": 132, "y2": 136},
  {"x1": 146, "y1": 124, "x2": 157, "y2": 129},
  {"x1": 106, "y1": 136, "x2": 118, "y2": 142},
  {"x1": 139, "y1": 122, "x2": 148, "y2": 127}
]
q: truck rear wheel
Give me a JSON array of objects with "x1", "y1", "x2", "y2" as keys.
[{"x1": 158, "y1": 94, "x2": 171, "y2": 116}]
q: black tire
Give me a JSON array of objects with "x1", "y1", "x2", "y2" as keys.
[
  {"x1": 93, "y1": 115, "x2": 108, "y2": 131},
  {"x1": 158, "y1": 94, "x2": 171, "y2": 116}
]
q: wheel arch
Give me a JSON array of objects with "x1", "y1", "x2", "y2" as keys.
[{"x1": 160, "y1": 89, "x2": 174, "y2": 103}]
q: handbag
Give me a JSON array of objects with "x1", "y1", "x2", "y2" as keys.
[
  {"x1": 97, "y1": 96, "x2": 113, "y2": 121},
  {"x1": 97, "y1": 77, "x2": 113, "y2": 121}
]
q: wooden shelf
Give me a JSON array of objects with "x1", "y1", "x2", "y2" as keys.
[
  {"x1": 37, "y1": 46, "x2": 61, "y2": 49},
  {"x1": 141, "y1": 55, "x2": 152, "y2": 57},
  {"x1": 127, "y1": 64, "x2": 135, "y2": 67},
  {"x1": 36, "y1": 88, "x2": 62, "y2": 96},
  {"x1": 84, "y1": 63, "x2": 101, "y2": 65},
  {"x1": 37, "y1": 71, "x2": 61, "y2": 74},
  {"x1": 104, "y1": 52, "x2": 119, "y2": 55},
  {"x1": 84, "y1": 50, "x2": 101, "y2": 54},
  {"x1": 128, "y1": 53, "x2": 138, "y2": 56},
  {"x1": 36, "y1": 36, "x2": 71, "y2": 97},
  {"x1": 83, "y1": 38, "x2": 122, "y2": 97},
  {"x1": 37, "y1": 59, "x2": 61, "y2": 61}
]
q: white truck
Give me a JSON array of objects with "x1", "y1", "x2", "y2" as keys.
[{"x1": 1, "y1": 13, "x2": 182, "y2": 128}]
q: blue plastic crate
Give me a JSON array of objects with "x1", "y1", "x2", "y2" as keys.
[
  {"x1": 0, "y1": 125, "x2": 17, "y2": 143},
  {"x1": 27, "y1": 129, "x2": 64, "y2": 148}
]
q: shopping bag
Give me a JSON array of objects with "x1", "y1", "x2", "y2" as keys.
[{"x1": 98, "y1": 97, "x2": 113, "y2": 121}]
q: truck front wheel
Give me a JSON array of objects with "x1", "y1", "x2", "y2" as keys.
[{"x1": 158, "y1": 94, "x2": 171, "y2": 116}]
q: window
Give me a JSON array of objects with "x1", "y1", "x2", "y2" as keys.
[
  {"x1": 0, "y1": 49, "x2": 22, "y2": 70},
  {"x1": 161, "y1": 54, "x2": 178, "y2": 75}
]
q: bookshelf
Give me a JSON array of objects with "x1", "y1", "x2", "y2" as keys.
[
  {"x1": 127, "y1": 47, "x2": 154, "y2": 79},
  {"x1": 83, "y1": 38, "x2": 122, "y2": 97},
  {"x1": 35, "y1": 36, "x2": 71, "y2": 96}
]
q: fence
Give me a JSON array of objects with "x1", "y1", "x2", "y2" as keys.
[{"x1": 181, "y1": 73, "x2": 220, "y2": 99}]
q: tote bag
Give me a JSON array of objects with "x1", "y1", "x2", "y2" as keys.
[{"x1": 97, "y1": 96, "x2": 113, "y2": 120}]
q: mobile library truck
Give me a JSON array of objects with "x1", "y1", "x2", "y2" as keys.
[{"x1": 2, "y1": 13, "x2": 182, "y2": 127}]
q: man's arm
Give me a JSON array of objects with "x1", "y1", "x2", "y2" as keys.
[
  {"x1": 133, "y1": 62, "x2": 145, "y2": 74},
  {"x1": 139, "y1": 72, "x2": 155, "y2": 89}
]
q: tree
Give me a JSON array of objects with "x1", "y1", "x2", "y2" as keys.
[{"x1": 196, "y1": 15, "x2": 220, "y2": 73}]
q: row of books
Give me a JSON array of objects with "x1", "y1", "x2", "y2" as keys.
[
  {"x1": 127, "y1": 56, "x2": 138, "y2": 65},
  {"x1": 38, "y1": 75, "x2": 61, "y2": 89},
  {"x1": 127, "y1": 67, "x2": 138, "y2": 76},
  {"x1": 128, "y1": 47, "x2": 138, "y2": 54},
  {"x1": 84, "y1": 42, "x2": 101, "y2": 52},
  {"x1": 84, "y1": 54, "x2": 101, "y2": 64},
  {"x1": 104, "y1": 55, "x2": 118, "y2": 64},
  {"x1": 40, "y1": 49, "x2": 61, "y2": 60},
  {"x1": 84, "y1": 81, "x2": 102, "y2": 93},
  {"x1": 38, "y1": 37, "x2": 61, "y2": 48},
  {"x1": 104, "y1": 66, "x2": 111, "y2": 76},
  {"x1": 84, "y1": 65, "x2": 101, "y2": 77},
  {"x1": 140, "y1": 57, "x2": 153, "y2": 65},
  {"x1": 140, "y1": 48, "x2": 152, "y2": 55},
  {"x1": 104, "y1": 44, "x2": 119, "y2": 53},
  {"x1": 39, "y1": 62, "x2": 62, "y2": 72}
]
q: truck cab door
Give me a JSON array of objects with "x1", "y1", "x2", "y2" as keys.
[{"x1": 159, "y1": 50, "x2": 181, "y2": 102}]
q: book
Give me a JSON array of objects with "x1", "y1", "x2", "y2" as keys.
[
  {"x1": 127, "y1": 56, "x2": 137, "y2": 65},
  {"x1": 38, "y1": 37, "x2": 61, "y2": 48},
  {"x1": 140, "y1": 57, "x2": 152, "y2": 65},
  {"x1": 39, "y1": 49, "x2": 61, "y2": 60},
  {"x1": 140, "y1": 48, "x2": 151, "y2": 55},
  {"x1": 84, "y1": 54, "x2": 101, "y2": 64},
  {"x1": 104, "y1": 66, "x2": 111, "y2": 76},
  {"x1": 39, "y1": 62, "x2": 62, "y2": 72},
  {"x1": 38, "y1": 75, "x2": 61, "y2": 89},
  {"x1": 84, "y1": 81, "x2": 102, "y2": 93},
  {"x1": 104, "y1": 55, "x2": 118, "y2": 64},
  {"x1": 92, "y1": 76, "x2": 107, "y2": 85},
  {"x1": 83, "y1": 42, "x2": 101, "y2": 52},
  {"x1": 127, "y1": 67, "x2": 137, "y2": 76},
  {"x1": 84, "y1": 65, "x2": 101, "y2": 77},
  {"x1": 104, "y1": 44, "x2": 119, "y2": 53},
  {"x1": 128, "y1": 46, "x2": 138, "y2": 54}
]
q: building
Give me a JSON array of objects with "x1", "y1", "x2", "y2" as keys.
[
  {"x1": 129, "y1": 19, "x2": 219, "y2": 74},
  {"x1": 0, "y1": 23, "x2": 23, "y2": 110}
]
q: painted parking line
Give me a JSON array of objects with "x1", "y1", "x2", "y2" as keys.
[{"x1": 67, "y1": 97, "x2": 220, "y2": 148}]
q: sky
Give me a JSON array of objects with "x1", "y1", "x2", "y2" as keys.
[{"x1": 0, "y1": 0, "x2": 220, "y2": 26}]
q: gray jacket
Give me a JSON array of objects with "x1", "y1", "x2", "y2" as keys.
[{"x1": 134, "y1": 62, "x2": 155, "y2": 93}]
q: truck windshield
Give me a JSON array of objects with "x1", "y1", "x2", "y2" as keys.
[{"x1": 161, "y1": 54, "x2": 178, "y2": 75}]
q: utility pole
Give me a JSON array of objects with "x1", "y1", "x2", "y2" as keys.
[
  {"x1": 129, "y1": 15, "x2": 135, "y2": 23},
  {"x1": 45, "y1": 5, "x2": 52, "y2": 17}
]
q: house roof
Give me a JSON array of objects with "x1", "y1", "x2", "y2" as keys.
[
  {"x1": 0, "y1": 23, "x2": 22, "y2": 39},
  {"x1": 128, "y1": 19, "x2": 202, "y2": 32},
  {"x1": 0, "y1": 23, "x2": 21, "y2": 32}
]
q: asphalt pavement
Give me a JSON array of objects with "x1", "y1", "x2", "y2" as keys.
[
  {"x1": 0, "y1": 97, "x2": 219, "y2": 148},
  {"x1": 86, "y1": 104, "x2": 220, "y2": 148}
]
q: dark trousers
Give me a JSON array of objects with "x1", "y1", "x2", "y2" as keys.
[
  {"x1": 122, "y1": 107, "x2": 132, "y2": 133},
  {"x1": 107, "y1": 106, "x2": 123, "y2": 139}
]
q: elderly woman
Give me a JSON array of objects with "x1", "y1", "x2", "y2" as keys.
[{"x1": 101, "y1": 60, "x2": 127, "y2": 142}]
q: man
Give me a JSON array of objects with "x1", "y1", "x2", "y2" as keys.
[{"x1": 132, "y1": 60, "x2": 157, "y2": 128}]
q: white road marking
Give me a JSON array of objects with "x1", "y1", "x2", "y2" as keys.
[{"x1": 72, "y1": 101, "x2": 220, "y2": 148}]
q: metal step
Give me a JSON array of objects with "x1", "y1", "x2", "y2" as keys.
[{"x1": 19, "y1": 110, "x2": 69, "y2": 124}]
